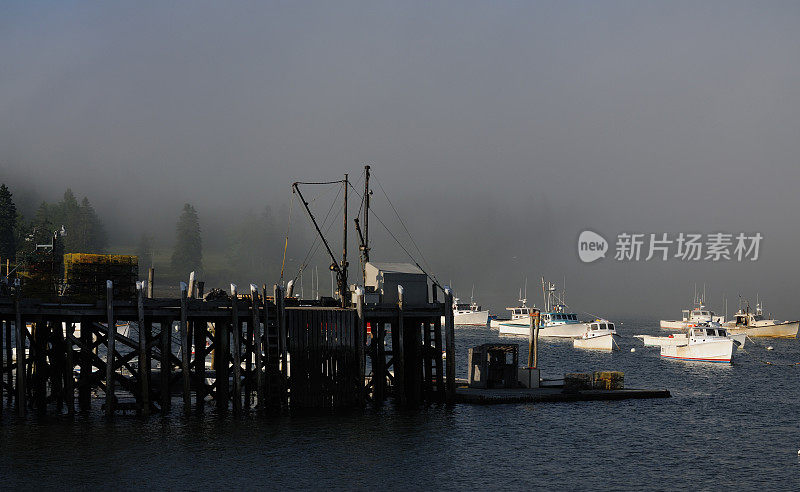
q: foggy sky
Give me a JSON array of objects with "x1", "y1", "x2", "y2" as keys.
[{"x1": 3, "y1": 1, "x2": 800, "y2": 319}]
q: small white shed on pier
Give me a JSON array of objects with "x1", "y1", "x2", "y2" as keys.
[{"x1": 363, "y1": 261, "x2": 428, "y2": 306}]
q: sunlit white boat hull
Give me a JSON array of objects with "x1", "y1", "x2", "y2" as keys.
[
  {"x1": 726, "y1": 321, "x2": 798, "y2": 338},
  {"x1": 660, "y1": 339, "x2": 734, "y2": 363},
  {"x1": 495, "y1": 320, "x2": 586, "y2": 338},
  {"x1": 638, "y1": 333, "x2": 746, "y2": 348},
  {"x1": 573, "y1": 333, "x2": 617, "y2": 351},
  {"x1": 660, "y1": 317, "x2": 724, "y2": 330},
  {"x1": 442, "y1": 310, "x2": 490, "y2": 326}
]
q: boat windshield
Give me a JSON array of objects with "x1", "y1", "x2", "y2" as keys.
[
  {"x1": 706, "y1": 328, "x2": 716, "y2": 336},
  {"x1": 719, "y1": 329, "x2": 727, "y2": 336},
  {"x1": 607, "y1": 323, "x2": 615, "y2": 331}
]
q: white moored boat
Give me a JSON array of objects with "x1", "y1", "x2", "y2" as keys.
[
  {"x1": 660, "y1": 306, "x2": 725, "y2": 330},
  {"x1": 492, "y1": 304, "x2": 537, "y2": 335},
  {"x1": 442, "y1": 298, "x2": 490, "y2": 326},
  {"x1": 573, "y1": 320, "x2": 619, "y2": 351},
  {"x1": 441, "y1": 286, "x2": 490, "y2": 326},
  {"x1": 660, "y1": 325, "x2": 735, "y2": 363},
  {"x1": 637, "y1": 324, "x2": 746, "y2": 348},
  {"x1": 723, "y1": 302, "x2": 799, "y2": 338}
]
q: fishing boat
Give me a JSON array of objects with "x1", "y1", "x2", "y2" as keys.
[
  {"x1": 637, "y1": 324, "x2": 746, "y2": 348},
  {"x1": 723, "y1": 302, "x2": 798, "y2": 338},
  {"x1": 660, "y1": 287, "x2": 725, "y2": 330},
  {"x1": 660, "y1": 325, "x2": 735, "y2": 363},
  {"x1": 536, "y1": 279, "x2": 587, "y2": 338},
  {"x1": 573, "y1": 319, "x2": 619, "y2": 351},
  {"x1": 441, "y1": 286, "x2": 490, "y2": 326},
  {"x1": 660, "y1": 306, "x2": 725, "y2": 330},
  {"x1": 494, "y1": 278, "x2": 590, "y2": 338},
  {"x1": 492, "y1": 304, "x2": 537, "y2": 334},
  {"x1": 491, "y1": 280, "x2": 537, "y2": 333}
]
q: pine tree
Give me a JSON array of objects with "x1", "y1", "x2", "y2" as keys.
[
  {"x1": 0, "y1": 184, "x2": 17, "y2": 261},
  {"x1": 59, "y1": 189, "x2": 81, "y2": 251},
  {"x1": 171, "y1": 203, "x2": 202, "y2": 275},
  {"x1": 77, "y1": 197, "x2": 107, "y2": 252}
]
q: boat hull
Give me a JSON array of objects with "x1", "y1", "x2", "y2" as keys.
[
  {"x1": 660, "y1": 320, "x2": 687, "y2": 330},
  {"x1": 637, "y1": 334, "x2": 687, "y2": 347},
  {"x1": 442, "y1": 310, "x2": 490, "y2": 326},
  {"x1": 639, "y1": 333, "x2": 746, "y2": 349},
  {"x1": 660, "y1": 316, "x2": 725, "y2": 330},
  {"x1": 660, "y1": 339, "x2": 734, "y2": 363},
  {"x1": 726, "y1": 321, "x2": 798, "y2": 338},
  {"x1": 496, "y1": 320, "x2": 585, "y2": 338},
  {"x1": 574, "y1": 334, "x2": 617, "y2": 351}
]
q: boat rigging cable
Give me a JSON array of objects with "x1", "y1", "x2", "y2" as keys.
[
  {"x1": 346, "y1": 173, "x2": 442, "y2": 289},
  {"x1": 295, "y1": 174, "x2": 365, "y2": 283},
  {"x1": 279, "y1": 189, "x2": 294, "y2": 284},
  {"x1": 289, "y1": 182, "x2": 344, "y2": 284}
]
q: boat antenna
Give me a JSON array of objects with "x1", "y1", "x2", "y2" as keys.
[{"x1": 541, "y1": 277, "x2": 546, "y2": 312}]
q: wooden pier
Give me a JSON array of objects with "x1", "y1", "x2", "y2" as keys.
[{"x1": 0, "y1": 282, "x2": 453, "y2": 419}]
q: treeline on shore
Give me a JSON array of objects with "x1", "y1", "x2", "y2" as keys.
[{"x1": 0, "y1": 183, "x2": 293, "y2": 287}]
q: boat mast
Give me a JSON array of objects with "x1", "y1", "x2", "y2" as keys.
[
  {"x1": 354, "y1": 165, "x2": 371, "y2": 286},
  {"x1": 341, "y1": 173, "x2": 349, "y2": 307}
]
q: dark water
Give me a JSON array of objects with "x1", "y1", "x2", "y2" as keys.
[{"x1": 2, "y1": 318, "x2": 799, "y2": 490}]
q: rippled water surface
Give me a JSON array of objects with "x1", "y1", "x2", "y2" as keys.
[{"x1": 2, "y1": 319, "x2": 799, "y2": 490}]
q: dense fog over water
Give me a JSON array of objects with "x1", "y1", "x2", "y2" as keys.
[{"x1": 3, "y1": 2, "x2": 800, "y2": 318}]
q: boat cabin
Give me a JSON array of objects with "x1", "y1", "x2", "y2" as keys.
[
  {"x1": 589, "y1": 321, "x2": 615, "y2": 332},
  {"x1": 541, "y1": 312, "x2": 579, "y2": 325},
  {"x1": 689, "y1": 327, "x2": 728, "y2": 341},
  {"x1": 506, "y1": 306, "x2": 534, "y2": 320},
  {"x1": 682, "y1": 308, "x2": 715, "y2": 322}
]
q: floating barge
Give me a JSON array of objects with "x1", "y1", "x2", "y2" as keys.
[{"x1": 455, "y1": 385, "x2": 671, "y2": 405}]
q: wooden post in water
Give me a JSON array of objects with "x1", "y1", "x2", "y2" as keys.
[
  {"x1": 78, "y1": 316, "x2": 90, "y2": 412},
  {"x1": 250, "y1": 284, "x2": 263, "y2": 409},
  {"x1": 528, "y1": 312, "x2": 534, "y2": 368},
  {"x1": 230, "y1": 284, "x2": 242, "y2": 414},
  {"x1": 62, "y1": 321, "x2": 74, "y2": 415},
  {"x1": 444, "y1": 287, "x2": 455, "y2": 402},
  {"x1": 215, "y1": 318, "x2": 230, "y2": 412},
  {"x1": 15, "y1": 297, "x2": 25, "y2": 415},
  {"x1": 5, "y1": 316, "x2": 12, "y2": 408},
  {"x1": 179, "y1": 282, "x2": 190, "y2": 412},
  {"x1": 274, "y1": 284, "x2": 287, "y2": 381},
  {"x1": 0, "y1": 319, "x2": 4, "y2": 419},
  {"x1": 160, "y1": 318, "x2": 172, "y2": 412},
  {"x1": 533, "y1": 311, "x2": 540, "y2": 369},
  {"x1": 146, "y1": 267, "x2": 154, "y2": 299},
  {"x1": 394, "y1": 285, "x2": 406, "y2": 405},
  {"x1": 137, "y1": 282, "x2": 150, "y2": 416},
  {"x1": 355, "y1": 287, "x2": 365, "y2": 406},
  {"x1": 105, "y1": 280, "x2": 116, "y2": 417},
  {"x1": 193, "y1": 292, "x2": 206, "y2": 412}
]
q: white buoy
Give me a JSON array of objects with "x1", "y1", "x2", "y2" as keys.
[
  {"x1": 767, "y1": 346, "x2": 774, "y2": 351},
  {"x1": 630, "y1": 348, "x2": 636, "y2": 353}
]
